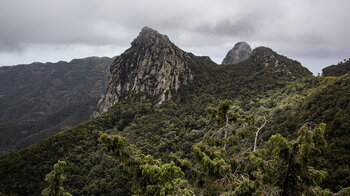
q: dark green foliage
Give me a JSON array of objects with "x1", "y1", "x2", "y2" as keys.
[
  {"x1": 0, "y1": 51, "x2": 349, "y2": 195},
  {"x1": 267, "y1": 75, "x2": 350, "y2": 191},
  {"x1": 42, "y1": 160, "x2": 71, "y2": 196},
  {"x1": 0, "y1": 56, "x2": 114, "y2": 155},
  {"x1": 322, "y1": 59, "x2": 350, "y2": 76},
  {"x1": 100, "y1": 133, "x2": 192, "y2": 195},
  {"x1": 0, "y1": 100, "x2": 151, "y2": 195},
  {"x1": 100, "y1": 101, "x2": 345, "y2": 195}
]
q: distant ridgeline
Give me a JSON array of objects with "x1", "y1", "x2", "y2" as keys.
[
  {"x1": 0, "y1": 57, "x2": 114, "y2": 156},
  {"x1": 322, "y1": 58, "x2": 350, "y2": 77},
  {"x1": 0, "y1": 27, "x2": 349, "y2": 195}
]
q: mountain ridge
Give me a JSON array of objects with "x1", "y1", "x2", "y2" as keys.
[
  {"x1": 0, "y1": 56, "x2": 114, "y2": 155},
  {"x1": 93, "y1": 27, "x2": 311, "y2": 118},
  {"x1": 322, "y1": 58, "x2": 350, "y2": 76},
  {"x1": 3, "y1": 27, "x2": 349, "y2": 196}
]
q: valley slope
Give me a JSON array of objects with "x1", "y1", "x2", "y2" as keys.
[
  {"x1": 0, "y1": 28, "x2": 349, "y2": 195},
  {"x1": 0, "y1": 57, "x2": 114, "y2": 155}
]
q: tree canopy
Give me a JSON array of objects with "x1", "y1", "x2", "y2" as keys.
[{"x1": 100, "y1": 101, "x2": 349, "y2": 195}]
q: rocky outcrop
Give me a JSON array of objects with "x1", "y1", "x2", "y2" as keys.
[
  {"x1": 248, "y1": 46, "x2": 312, "y2": 79},
  {"x1": 222, "y1": 42, "x2": 252, "y2": 65},
  {"x1": 93, "y1": 27, "x2": 195, "y2": 117}
]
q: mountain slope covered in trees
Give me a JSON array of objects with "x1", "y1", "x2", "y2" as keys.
[
  {"x1": 322, "y1": 59, "x2": 350, "y2": 77},
  {"x1": 0, "y1": 28, "x2": 349, "y2": 195},
  {"x1": 0, "y1": 57, "x2": 114, "y2": 155}
]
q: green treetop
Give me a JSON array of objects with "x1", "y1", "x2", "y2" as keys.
[
  {"x1": 42, "y1": 160, "x2": 71, "y2": 196},
  {"x1": 99, "y1": 100, "x2": 350, "y2": 195}
]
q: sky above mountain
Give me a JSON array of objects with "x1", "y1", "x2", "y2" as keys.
[{"x1": 0, "y1": 0, "x2": 349, "y2": 74}]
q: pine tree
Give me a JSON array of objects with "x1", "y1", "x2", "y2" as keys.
[
  {"x1": 42, "y1": 160, "x2": 71, "y2": 196},
  {"x1": 99, "y1": 134, "x2": 193, "y2": 195},
  {"x1": 100, "y1": 100, "x2": 350, "y2": 195}
]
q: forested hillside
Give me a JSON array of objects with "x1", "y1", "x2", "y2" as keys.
[
  {"x1": 322, "y1": 59, "x2": 350, "y2": 77},
  {"x1": 0, "y1": 28, "x2": 349, "y2": 195},
  {"x1": 0, "y1": 57, "x2": 114, "y2": 155}
]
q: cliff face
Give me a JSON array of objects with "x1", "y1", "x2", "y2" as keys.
[
  {"x1": 93, "y1": 27, "x2": 195, "y2": 117},
  {"x1": 222, "y1": 42, "x2": 252, "y2": 65}
]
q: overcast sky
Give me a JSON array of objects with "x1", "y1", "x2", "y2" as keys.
[{"x1": 0, "y1": 0, "x2": 349, "y2": 74}]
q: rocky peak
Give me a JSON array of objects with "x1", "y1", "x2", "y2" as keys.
[
  {"x1": 222, "y1": 42, "x2": 252, "y2": 65},
  {"x1": 92, "y1": 27, "x2": 195, "y2": 118},
  {"x1": 249, "y1": 46, "x2": 277, "y2": 65},
  {"x1": 248, "y1": 46, "x2": 312, "y2": 78},
  {"x1": 131, "y1": 26, "x2": 171, "y2": 48}
]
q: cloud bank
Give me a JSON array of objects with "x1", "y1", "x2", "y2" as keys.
[{"x1": 0, "y1": 0, "x2": 349, "y2": 74}]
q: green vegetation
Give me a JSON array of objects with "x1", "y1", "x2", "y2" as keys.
[
  {"x1": 0, "y1": 52, "x2": 349, "y2": 195},
  {"x1": 42, "y1": 160, "x2": 71, "y2": 196},
  {"x1": 100, "y1": 101, "x2": 349, "y2": 195},
  {"x1": 322, "y1": 59, "x2": 350, "y2": 76},
  {"x1": 0, "y1": 56, "x2": 113, "y2": 155}
]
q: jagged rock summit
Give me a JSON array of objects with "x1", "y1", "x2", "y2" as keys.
[
  {"x1": 222, "y1": 42, "x2": 252, "y2": 65},
  {"x1": 92, "y1": 27, "x2": 195, "y2": 118}
]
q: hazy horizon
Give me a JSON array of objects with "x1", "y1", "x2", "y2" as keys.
[{"x1": 1, "y1": 0, "x2": 349, "y2": 75}]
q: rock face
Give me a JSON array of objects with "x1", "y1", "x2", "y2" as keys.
[
  {"x1": 222, "y1": 42, "x2": 252, "y2": 65},
  {"x1": 93, "y1": 27, "x2": 195, "y2": 117}
]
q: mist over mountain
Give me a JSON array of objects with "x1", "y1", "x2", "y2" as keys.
[{"x1": 222, "y1": 42, "x2": 252, "y2": 65}]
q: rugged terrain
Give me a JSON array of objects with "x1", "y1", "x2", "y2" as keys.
[
  {"x1": 0, "y1": 56, "x2": 114, "y2": 155},
  {"x1": 93, "y1": 27, "x2": 196, "y2": 117},
  {"x1": 0, "y1": 27, "x2": 349, "y2": 195},
  {"x1": 221, "y1": 41, "x2": 252, "y2": 65}
]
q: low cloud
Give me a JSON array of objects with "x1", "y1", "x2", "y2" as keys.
[{"x1": 0, "y1": 0, "x2": 349, "y2": 74}]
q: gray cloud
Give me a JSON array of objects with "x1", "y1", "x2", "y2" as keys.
[{"x1": 0, "y1": 0, "x2": 349, "y2": 74}]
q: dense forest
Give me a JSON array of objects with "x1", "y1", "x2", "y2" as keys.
[
  {"x1": 322, "y1": 59, "x2": 350, "y2": 77},
  {"x1": 0, "y1": 57, "x2": 114, "y2": 156},
  {"x1": 1, "y1": 52, "x2": 350, "y2": 195},
  {"x1": 1, "y1": 27, "x2": 350, "y2": 195}
]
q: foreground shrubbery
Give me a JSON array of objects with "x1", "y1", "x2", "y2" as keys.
[{"x1": 99, "y1": 101, "x2": 350, "y2": 195}]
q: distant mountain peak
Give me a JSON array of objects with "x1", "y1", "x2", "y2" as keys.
[
  {"x1": 250, "y1": 46, "x2": 274, "y2": 57},
  {"x1": 92, "y1": 27, "x2": 195, "y2": 118},
  {"x1": 141, "y1": 26, "x2": 159, "y2": 34},
  {"x1": 249, "y1": 46, "x2": 284, "y2": 66},
  {"x1": 222, "y1": 42, "x2": 252, "y2": 65},
  {"x1": 131, "y1": 26, "x2": 171, "y2": 48},
  {"x1": 248, "y1": 46, "x2": 312, "y2": 79}
]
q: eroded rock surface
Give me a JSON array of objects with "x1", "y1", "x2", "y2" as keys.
[
  {"x1": 93, "y1": 27, "x2": 195, "y2": 117},
  {"x1": 222, "y1": 42, "x2": 252, "y2": 65}
]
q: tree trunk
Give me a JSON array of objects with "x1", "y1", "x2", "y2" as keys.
[{"x1": 253, "y1": 116, "x2": 266, "y2": 152}]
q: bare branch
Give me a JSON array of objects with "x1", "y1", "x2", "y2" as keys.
[
  {"x1": 253, "y1": 116, "x2": 267, "y2": 152},
  {"x1": 224, "y1": 116, "x2": 229, "y2": 150}
]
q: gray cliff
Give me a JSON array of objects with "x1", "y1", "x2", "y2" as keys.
[
  {"x1": 222, "y1": 42, "x2": 252, "y2": 65},
  {"x1": 92, "y1": 27, "x2": 195, "y2": 117}
]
